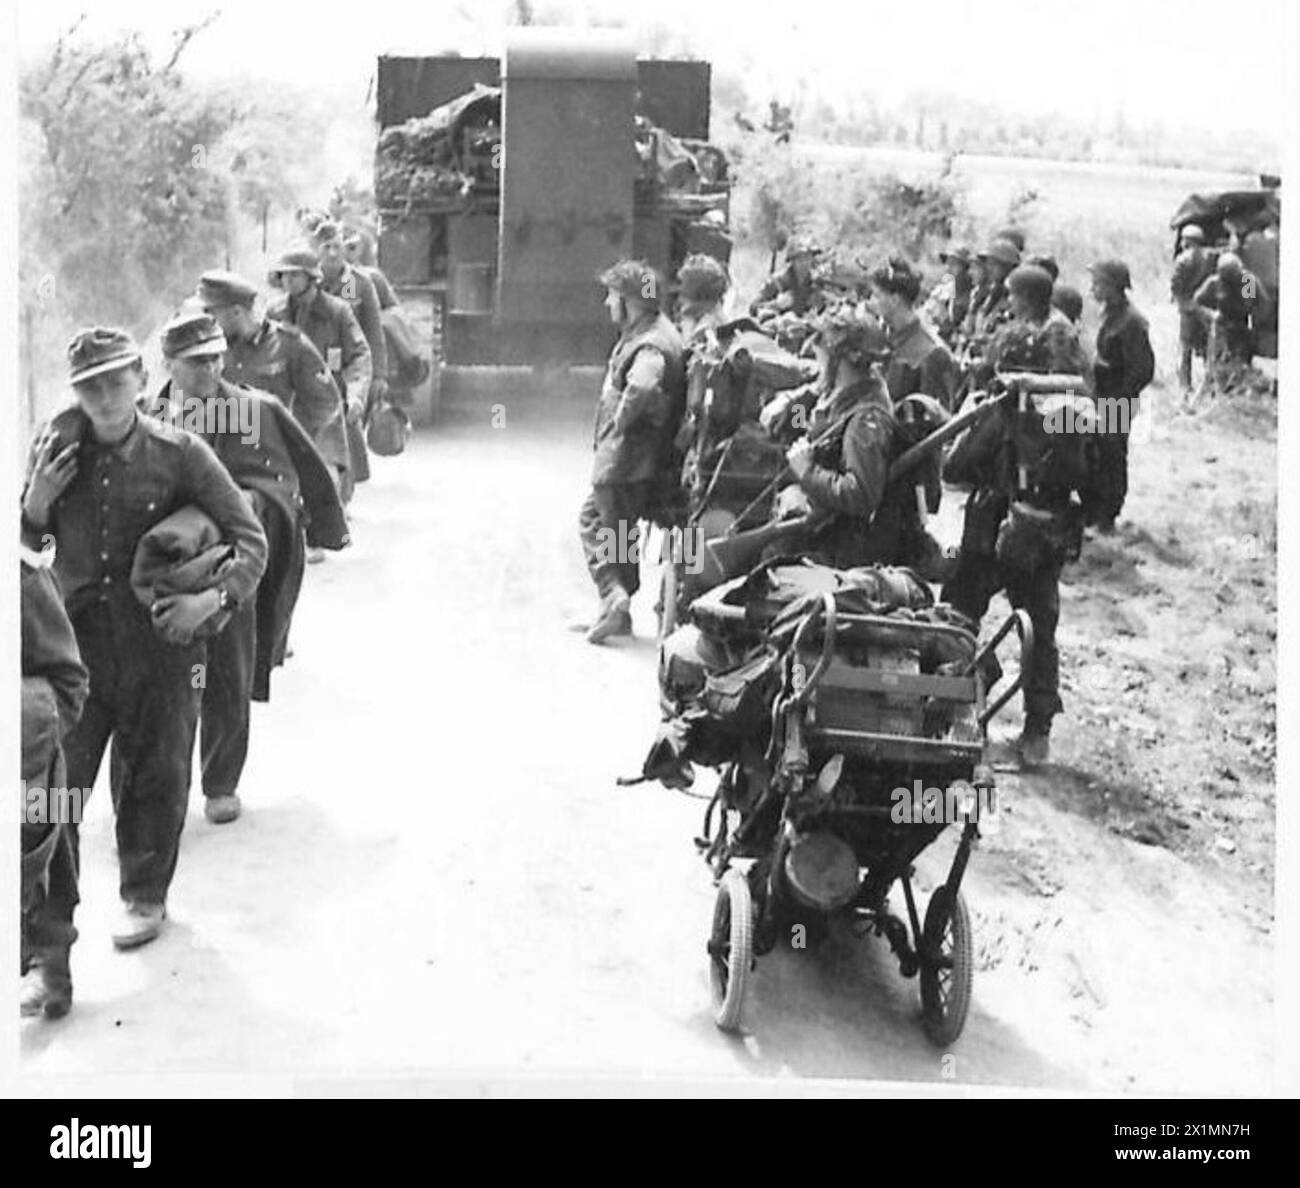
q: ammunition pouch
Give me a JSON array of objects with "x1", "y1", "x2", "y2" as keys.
[{"x1": 995, "y1": 499, "x2": 1083, "y2": 572}]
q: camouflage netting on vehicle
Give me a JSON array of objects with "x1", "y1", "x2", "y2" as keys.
[{"x1": 375, "y1": 83, "x2": 501, "y2": 212}]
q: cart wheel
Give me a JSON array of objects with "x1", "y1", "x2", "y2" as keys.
[
  {"x1": 920, "y1": 885, "x2": 973, "y2": 1047},
  {"x1": 708, "y1": 869, "x2": 754, "y2": 1033}
]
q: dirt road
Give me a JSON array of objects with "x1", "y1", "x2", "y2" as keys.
[{"x1": 21, "y1": 395, "x2": 1273, "y2": 1092}]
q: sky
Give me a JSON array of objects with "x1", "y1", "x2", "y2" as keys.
[{"x1": 12, "y1": 0, "x2": 1288, "y2": 147}]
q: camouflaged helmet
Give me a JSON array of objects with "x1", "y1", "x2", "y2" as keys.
[
  {"x1": 813, "y1": 304, "x2": 890, "y2": 364},
  {"x1": 676, "y1": 253, "x2": 729, "y2": 307},
  {"x1": 599, "y1": 258, "x2": 662, "y2": 309}
]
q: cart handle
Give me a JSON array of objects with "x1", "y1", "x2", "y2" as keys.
[{"x1": 970, "y1": 609, "x2": 1035, "y2": 729}]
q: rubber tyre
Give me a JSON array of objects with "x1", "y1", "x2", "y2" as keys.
[
  {"x1": 709, "y1": 869, "x2": 754, "y2": 1033},
  {"x1": 920, "y1": 885, "x2": 973, "y2": 1047}
]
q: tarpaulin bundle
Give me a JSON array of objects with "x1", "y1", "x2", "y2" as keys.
[
  {"x1": 130, "y1": 504, "x2": 240, "y2": 642},
  {"x1": 375, "y1": 83, "x2": 501, "y2": 211}
]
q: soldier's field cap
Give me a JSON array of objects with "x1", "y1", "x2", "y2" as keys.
[
  {"x1": 1180, "y1": 224, "x2": 1206, "y2": 242},
  {"x1": 1089, "y1": 258, "x2": 1132, "y2": 290},
  {"x1": 939, "y1": 245, "x2": 972, "y2": 264},
  {"x1": 267, "y1": 247, "x2": 324, "y2": 284},
  {"x1": 67, "y1": 327, "x2": 143, "y2": 385},
  {"x1": 978, "y1": 239, "x2": 1022, "y2": 268},
  {"x1": 161, "y1": 310, "x2": 228, "y2": 360},
  {"x1": 197, "y1": 269, "x2": 259, "y2": 310}
]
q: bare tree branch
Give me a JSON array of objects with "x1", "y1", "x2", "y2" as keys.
[{"x1": 163, "y1": 11, "x2": 221, "y2": 75}]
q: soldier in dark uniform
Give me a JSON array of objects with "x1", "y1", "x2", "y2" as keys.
[
  {"x1": 20, "y1": 542, "x2": 89, "y2": 1019},
  {"x1": 1051, "y1": 283, "x2": 1084, "y2": 327},
  {"x1": 868, "y1": 256, "x2": 960, "y2": 410},
  {"x1": 750, "y1": 235, "x2": 827, "y2": 318},
  {"x1": 577, "y1": 259, "x2": 686, "y2": 644},
  {"x1": 21, "y1": 329, "x2": 267, "y2": 950},
  {"x1": 1087, "y1": 259, "x2": 1155, "y2": 532},
  {"x1": 315, "y1": 221, "x2": 389, "y2": 492},
  {"x1": 1194, "y1": 251, "x2": 1259, "y2": 368},
  {"x1": 317, "y1": 227, "x2": 385, "y2": 399},
  {"x1": 961, "y1": 238, "x2": 1021, "y2": 349},
  {"x1": 1170, "y1": 225, "x2": 1216, "y2": 391},
  {"x1": 196, "y1": 270, "x2": 349, "y2": 481},
  {"x1": 942, "y1": 266, "x2": 1092, "y2": 767},
  {"x1": 267, "y1": 248, "x2": 372, "y2": 504},
  {"x1": 926, "y1": 246, "x2": 974, "y2": 348},
  {"x1": 151, "y1": 312, "x2": 349, "y2": 825},
  {"x1": 343, "y1": 226, "x2": 400, "y2": 310}
]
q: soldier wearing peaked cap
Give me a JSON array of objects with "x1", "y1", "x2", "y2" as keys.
[
  {"x1": 20, "y1": 326, "x2": 268, "y2": 954},
  {"x1": 197, "y1": 269, "x2": 350, "y2": 481},
  {"x1": 314, "y1": 221, "x2": 389, "y2": 490},
  {"x1": 152, "y1": 311, "x2": 348, "y2": 827}
]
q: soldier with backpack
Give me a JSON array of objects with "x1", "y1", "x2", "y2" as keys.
[
  {"x1": 575, "y1": 260, "x2": 686, "y2": 645},
  {"x1": 941, "y1": 265, "x2": 1094, "y2": 768}
]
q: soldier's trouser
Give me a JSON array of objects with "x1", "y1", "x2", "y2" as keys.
[
  {"x1": 199, "y1": 501, "x2": 297, "y2": 796},
  {"x1": 1090, "y1": 429, "x2": 1130, "y2": 525},
  {"x1": 943, "y1": 552, "x2": 1063, "y2": 730},
  {"x1": 579, "y1": 481, "x2": 653, "y2": 598},
  {"x1": 346, "y1": 416, "x2": 371, "y2": 486},
  {"x1": 29, "y1": 602, "x2": 204, "y2": 945},
  {"x1": 200, "y1": 599, "x2": 256, "y2": 801},
  {"x1": 22, "y1": 822, "x2": 75, "y2": 969}
]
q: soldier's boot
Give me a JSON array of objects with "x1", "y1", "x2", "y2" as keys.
[
  {"x1": 586, "y1": 585, "x2": 633, "y2": 645},
  {"x1": 1017, "y1": 716, "x2": 1052, "y2": 769},
  {"x1": 111, "y1": 902, "x2": 167, "y2": 951},
  {"x1": 204, "y1": 794, "x2": 242, "y2": 825},
  {"x1": 20, "y1": 949, "x2": 72, "y2": 1020}
]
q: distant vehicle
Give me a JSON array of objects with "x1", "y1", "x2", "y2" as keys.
[
  {"x1": 373, "y1": 29, "x2": 733, "y2": 418},
  {"x1": 1170, "y1": 180, "x2": 1279, "y2": 359}
]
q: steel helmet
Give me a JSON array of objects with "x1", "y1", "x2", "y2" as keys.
[
  {"x1": 676, "y1": 254, "x2": 729, "y2": 307},
  {"x1": 813, "y1": 304, "x2": 890, "y2": 363},
  {"x1": 599, "y1": 258, "x2": 662, "y2": 309},
  {"x1": 1007, "y1": 264, "x2": 1056, "y2": 309}
]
